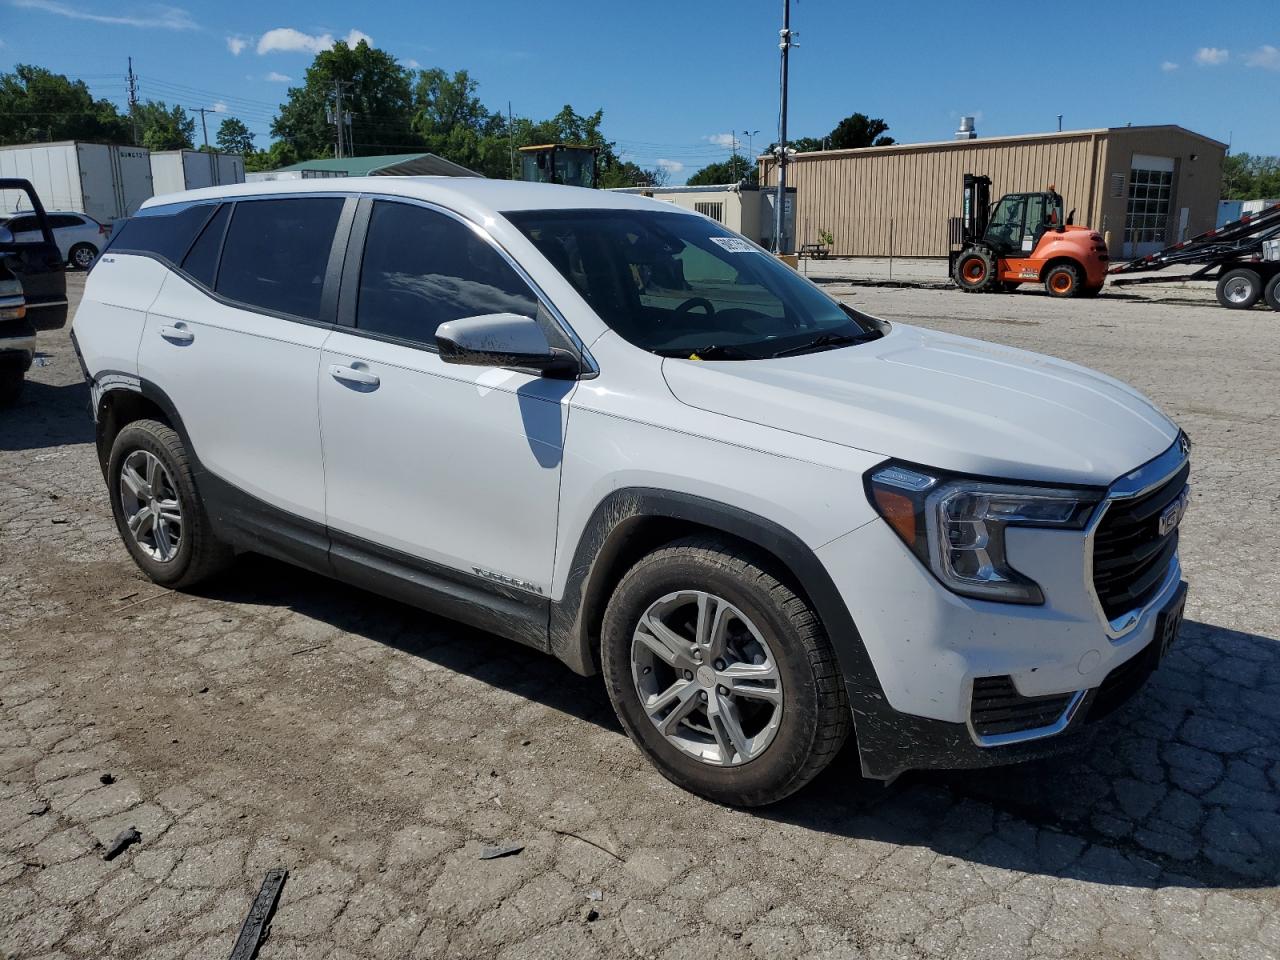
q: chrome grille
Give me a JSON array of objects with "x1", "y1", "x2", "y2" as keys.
[{"x1": 1091, "y1": 461, "x2": 1189, "y2": 622}]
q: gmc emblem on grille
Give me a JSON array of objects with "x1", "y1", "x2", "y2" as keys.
[{"x1": 1158, "y1": 491, "x2": 1189, "y2": 537}]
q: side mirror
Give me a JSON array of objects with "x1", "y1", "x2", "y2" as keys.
[
  {"x1": 436, "y1": 313, "x2": 578, "y2": 377},
  {"x1": 0, "y1": 227, "x2": 14, "y2": 245}
]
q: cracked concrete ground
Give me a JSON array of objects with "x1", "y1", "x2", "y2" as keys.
[{"x1": 1, "y1": 275, "x2": 1278, "y2": 959}]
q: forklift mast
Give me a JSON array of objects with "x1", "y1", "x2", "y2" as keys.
[{"x1": 960, "y1": 173, "x2": 992, "y2": 246}]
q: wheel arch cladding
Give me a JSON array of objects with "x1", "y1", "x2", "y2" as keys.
[
  {"x1": 549, "y1": 487, "x2": 888, "y2": 711},
  {"x1": 96, "y1": 387, "x2": 175, "y2": 475}
]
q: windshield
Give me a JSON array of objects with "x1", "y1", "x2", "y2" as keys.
[{"x1": 505, "y1": 208, "x2": 882, "y2": 359}]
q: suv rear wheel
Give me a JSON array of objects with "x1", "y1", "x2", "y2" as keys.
[
  {"x1": 107, "y1": 419, "x2": 232, "y2": 588},
  {"x1": 600, "y1": 537, "x2": 849, "y2": 806}
]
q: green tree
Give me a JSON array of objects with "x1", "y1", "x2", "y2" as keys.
[
  {"x1": 827, "y1": 113, "x2": 894, "y2": 149},
  {"x1": 215, "y1": 117, "x2": 255, "y2": 155},
  {"x1": 686, "y1": 155, "x2": 757, "y2": 186},
  {"x1": 134, "y1": 101, "x2": 195, "y2": 151},
  {"x1": 0, "y1": 64, "x2": 130, "y2": 145},
  {"x1": 774, "y1": 112, "x2": 895, "y2": 154},
  {"x1": 273, "y1": 38, "x2": 418, "y2": 158},
  {"x1": 1222, "y1": 153, "x2": 1280, "y2": 200},
  {"x1": 411, "y1": 68, "x2": 509, "y2": 177},
  {"x1": 243, "y1": 139, "x2": 300, "y2": 173}
]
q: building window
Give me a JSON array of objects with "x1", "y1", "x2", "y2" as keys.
[
  {"x1": 1124, "y1": 166, "x2": 1173, "y2": 248},
  {"x1": 694, "y1": 201, "x2": 724, "y2": 223}
]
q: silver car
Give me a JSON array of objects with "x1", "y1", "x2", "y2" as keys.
[{"x1": 0, "y1": 210, "x2": 109, "y2": 270}]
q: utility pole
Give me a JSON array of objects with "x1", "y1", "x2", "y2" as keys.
[
  {"x1": 508, "y1": 101, "x2": 515, "y2": 180},
  {"x1": 190, "y1": 107, "x2": 213, "y2": 150},
  {"x1": 730, "y1": 130, "x2": 740, "y2": 179},
  {"x1": 773, "y1": 0, "x2": 793, "y2": 253},
  {"x1": 327, "y1": 80, "x2": 354, "y2": 158},
  {"x1": 126, "y1": 57, "x2": 140, "y2": 145}
]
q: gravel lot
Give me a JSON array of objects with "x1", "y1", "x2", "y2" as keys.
[{"x1": 2, "y1": 275, "x2": 1278, "y2": 960}]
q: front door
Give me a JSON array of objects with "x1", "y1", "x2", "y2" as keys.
[{"x1": 318, "y1": 198, "x2": 573, "y2": 610}]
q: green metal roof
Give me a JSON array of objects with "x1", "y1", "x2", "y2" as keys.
[{"x1": 269, "y1": 153, "x2": 479, "y2": 177}]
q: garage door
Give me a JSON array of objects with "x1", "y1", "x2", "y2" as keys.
[{"x1": 1124, "y1": 154, "x2": 1175, "y2": 258}]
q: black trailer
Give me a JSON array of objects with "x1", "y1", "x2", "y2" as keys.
[{"x1": 1109, "y1": 201, "x2": 1280, "y2": 310}]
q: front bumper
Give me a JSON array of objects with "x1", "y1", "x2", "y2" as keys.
[
  {"x1": 817, "y1": 472, "x2": 1186, "y2": 779},
  {"x1": 850, "y1": 580, "x2": 1185, "y2": 780}
]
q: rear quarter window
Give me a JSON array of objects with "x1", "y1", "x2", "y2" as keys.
[{"x1": 108, "y1": 203, "x2": 219, "y2": 265}]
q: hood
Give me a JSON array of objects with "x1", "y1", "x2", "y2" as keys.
[{"x1": 661, "y1": 323, "x2": 1178, "y2": 487}]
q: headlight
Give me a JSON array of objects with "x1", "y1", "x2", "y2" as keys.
[{"x1": 865, "y1": 462, "x2": 1102, "y2": 604}]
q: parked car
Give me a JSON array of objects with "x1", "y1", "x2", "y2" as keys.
[
  {"x1": 0, "y1": 210, "x2": 110, "y2": 269},
  {"x1": 71, "y1": 179, "x2": 1190, "y2": 806},
  {"x1": 0, "y1": 179, "x2": 69, "y2": 403}
]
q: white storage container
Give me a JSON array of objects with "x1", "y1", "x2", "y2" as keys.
[
  {"x1": 0, "y1": 142, "x2": 153, "y2": 223},
  {"x1": 150, "y1": 149, "x2": 246, "y2": 196}
]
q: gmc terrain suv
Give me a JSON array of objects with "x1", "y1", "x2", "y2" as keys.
[{"x1": 71, "y1": 179, "x2": 1190, "y2": 806}]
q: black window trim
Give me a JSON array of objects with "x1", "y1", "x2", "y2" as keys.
[{"x1": 335, "y1": 193, "x2": 598, "y2": 378}]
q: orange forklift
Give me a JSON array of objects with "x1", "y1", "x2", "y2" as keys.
[{"x1": 949, "y1": 173, "x2": 1110, "y2": 297}]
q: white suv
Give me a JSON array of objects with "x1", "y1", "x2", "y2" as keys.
[{"x1": 71, "y1": 178, "x2": 1190, "y2": 806}]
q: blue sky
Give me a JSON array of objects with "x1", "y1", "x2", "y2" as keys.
[{"x1": 3, "y1": 0, "x2": 1277, "y2": 183}]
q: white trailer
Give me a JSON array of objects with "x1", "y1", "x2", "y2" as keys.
[
  {"x1": 0, "y1": 142, "x2": 153, "y2": 223},
  {"x1": 150, "y1": 149, "x2": 246, "y2": 196}
]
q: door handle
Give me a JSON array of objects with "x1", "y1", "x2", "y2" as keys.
[
  {"x1": 159, "y1": 323, "x2": 194, "y2": 345},
  {"x1": 329, "y1": 364, "x2": 380, "y2": 389}
]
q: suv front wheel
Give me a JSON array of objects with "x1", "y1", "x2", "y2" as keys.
[
  {"x1": 107, "y1": 419, "x2": 232, "y2": 588},
  {"x1": 601, "y1": 537, "x2": 850, "y2": 806}
]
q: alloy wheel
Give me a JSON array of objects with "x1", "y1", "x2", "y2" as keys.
[
  {"x1": 630, "y1": 590, "x2": 784, "y2": 766},
  {"x1": 119, "y1": 450, "x2": 184, "y2": 562}
]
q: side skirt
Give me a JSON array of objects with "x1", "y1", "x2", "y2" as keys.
[{"x1": 198, "y1": 470, "x2": 549, "y2": 651}]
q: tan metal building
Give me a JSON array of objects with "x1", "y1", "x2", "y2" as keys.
[{"x1": 759, "y1": 125, "x2": 1226, "y2": 260}]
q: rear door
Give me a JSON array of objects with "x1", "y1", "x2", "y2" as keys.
[
  {"x1": 0, "y1": 180, "x2": 68, "y2": 330},
  {"x1": 137, "y1": 194, "x2": 353, "y2": 532}
]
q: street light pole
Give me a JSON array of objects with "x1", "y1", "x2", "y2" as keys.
[{"x1": 773, "y1": 0, "x2": 792, "y2": 253}]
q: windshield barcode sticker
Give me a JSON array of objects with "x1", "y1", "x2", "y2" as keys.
[{"x1": 709, "y1": 237, "x2": 756, "y2": 253}]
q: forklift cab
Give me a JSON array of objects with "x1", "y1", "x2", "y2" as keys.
[
  {"x1": 985, "y1": 191, "x2": 1065, "y2": 255},
  {"x1": 518, "y1": 144, "x2": 600, "y2": 189}
]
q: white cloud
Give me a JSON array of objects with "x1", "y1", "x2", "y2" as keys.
[
  {"x1": 405, "y1": 58, "x2": 421, "y2": 68},
  {"x1": 265, "y1": 71, "x2": 292, "y2": 83},
  {"x1": 212, "y1": 101, "x2": 227, "y2": 113},
  {"x1": 705, "y1": 132, "x2": 736, "y2": 149},
  {"x1": 1194, "y1": 46, "x2": 1229, "y2": 66},
  {"x1": 1244, "y1": 45, "x2": 1280, "y2": 70},
  {"x1": 256, "y1": 26, "x2": 372, "y2": 55},
  {"x1": 12, "y1": 0, "x2": 197, "y2": 29},
  {"x1": 1161, "y1": 60, "x2": 1179, "y2": 72},
  {"x1": 226, "y1": 35, "x2": 247, "y2": 55},
  {"x1": 655, "y1": 158, "x2": 684, "y2": 174}
]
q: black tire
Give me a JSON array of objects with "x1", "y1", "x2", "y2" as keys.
[
  {"x1": 107, "y1": 419, "x2": 232, "y2": 588},
  {"x1": 600, "y1": 537, "x2": 850, "y2": 806},
  {"x1": 68, "y1": 242, "x2": 98, "y2": 271},
  {"x1": 953, "y1": 247, "x2": 998, "y2": 293},
  {"x1": 1265, "y1": 272, "x2": 1280, "y2": 312},
  {"x1": 0, "y1": 366, "x2": 23, "y2": 406},
  {"x1": 1044, "y1": 263, "x2": 1082, "y2": 298},
  {"x1": 1216, "y1": 268, "x2": 1263, "y2": 310}
]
